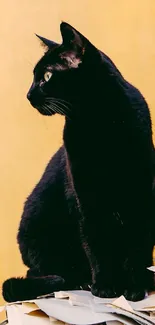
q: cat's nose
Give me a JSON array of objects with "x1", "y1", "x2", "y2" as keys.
[
  {"x1": 27, "y1": 82, "x2": 36, "y2": 102},
  {"x1": 27, "y1": 92, "x2": 31, "y2": 101}
]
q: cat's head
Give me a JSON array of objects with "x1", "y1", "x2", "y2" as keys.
[{"x1": 27, "y1": 22, "x2": 102, "y2": 118}]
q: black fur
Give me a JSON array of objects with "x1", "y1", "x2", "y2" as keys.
[{"x1": 2, "y1": 22, "x2": 155, "y2": 302}]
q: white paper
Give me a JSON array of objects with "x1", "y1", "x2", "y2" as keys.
[
  {"x1": 49, "y1": 317, "x2": 66, "y2": 325},
  {"x1": 6, "y1": 305, "x2": 23, "y2": 325},
  {"x1": 6, "y1": 304, "x2": 51, "y2": 325},
  {"x1": 35, "y1": 298, "x2": 128, "y2": 325},
  {"x1": 111, "y1": 296, "x2": 134, "y2": 312},
  {"x1": 147, "y1": 267, "x2": 155, "y2": 272}
]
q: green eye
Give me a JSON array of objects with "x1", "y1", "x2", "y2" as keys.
[{"x1": 44, "y1": 71, "x2": 52, "y2": 82}]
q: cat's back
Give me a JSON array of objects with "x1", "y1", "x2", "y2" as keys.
[{"x1": 101, "y1": 50, "x2": 152, "y2": 134}]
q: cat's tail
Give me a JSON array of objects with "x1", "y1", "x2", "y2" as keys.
[{"x1": 2, "y1": 275, "x2": 65, "y2": 302}]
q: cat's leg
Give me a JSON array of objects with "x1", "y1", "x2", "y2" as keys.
[
  {"x1": 81, "y1": 206, "x2": 151, "y2": 300},
  {"x1": 90, "y1": 247, "x2": 125, "y2": 298},
  {"x1": 122, "y1": 238, "x2": 154, "y2": 301},
  {"x1": 2, "y1": 149, "x2": 91, "y2": 302},
  {"x1": 91, "y1": 226, "x2": 154, "y2": 301},
  {"x1": 93, "y1": 212, "x2": 154, "y2": 300},
  {"x1": 120, "y1": 199, "x2": 155, "y2": 301},
  {"x1": 2, "y1": 275, "x2": 65, "y2": 302},
  {"x1": 80, "y1": 209, "x2": 125, "y2": 299},
  {"x1": 3, "y1": 264, "x2": 91, "y2": 302},
  {"x1": 83, "y1": 191, "x2": 154, "y2": 301},
  {"x1": 2, "y1": 193, "x2": 91, "y2": 302}
]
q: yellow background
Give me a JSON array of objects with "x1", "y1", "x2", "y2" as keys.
[{"x1": 0, "y1": 0, "x2": 155, "y2": 307}]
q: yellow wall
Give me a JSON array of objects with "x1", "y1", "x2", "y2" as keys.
[{"x1": 0, "y1": 0, "x2": 155, "y2": 306}]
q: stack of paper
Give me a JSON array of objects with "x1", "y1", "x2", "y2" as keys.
[
  {"x1": 1, "y1": 266, "x2": 155, "y2": 325},
  {"x1": 1, "y1": 290, "x2": 155, "y2": 325}
]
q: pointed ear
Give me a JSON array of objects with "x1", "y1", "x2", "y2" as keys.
[
  {"x1": 35, "y1": 34, "x2": 59, "y2": 50},
  {"x1": 60, "y1": 22, "x2": 87, "y2": 53}
]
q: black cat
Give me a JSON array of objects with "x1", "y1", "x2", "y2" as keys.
[{"x1": 3, "y1": 22, "x2": 155, "y2": 302}]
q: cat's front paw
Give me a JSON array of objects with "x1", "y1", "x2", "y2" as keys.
[
  {"x1": 123, "y1": 288, "x2": 146, "y2": 301},
  {"x1": 3, "y1": 278, "x2": 21, "y2": 302},
  {"x1": 91, "y1": 283, "x2": 119, "y2": 298}
]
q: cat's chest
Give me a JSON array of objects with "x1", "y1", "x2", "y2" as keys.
[{"x1": 63, "y1": 119, "x2": 129, "y2": 187}]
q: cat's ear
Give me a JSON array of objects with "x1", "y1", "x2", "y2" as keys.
[
  {"x1": 35, "y1": 34, "x2": 59, "y2": 50},
  {"x1": 60, "y1": 22, "x2": 87, "y2": 54}
]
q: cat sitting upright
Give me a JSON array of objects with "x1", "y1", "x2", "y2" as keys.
[{"x1": 2, "y1": 22, "x2": 155, "y2": 302}]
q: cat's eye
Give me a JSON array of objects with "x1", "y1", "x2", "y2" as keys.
[{"x1": 44, "y1": 71, "x2": 52, "y2": 82}]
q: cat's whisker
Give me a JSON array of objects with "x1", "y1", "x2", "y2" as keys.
[
  {"x1": 46, "y1": 97, "x2": 72, "y2": 112},
  {"x1": 45, "y1": 101, "x2": 71, "y2": 119},
  {"x1": 54, "y1": 104, "x2": 71, "y2": 119},
  {"x1": 47, "y1": 99, "x2": 71, "y2": 113},
  {"x1": 52, "y1": 104, "x2": 67, "y2": 117},
  {"x1": 45, "y1": 102, "x2": 64, "y2": 116},
  {"x1": 42, "y1": 104, "x2": 53, "y2": 115},
  {"x1": 47, "y1": 99, "x2": 72, "y2": 118},
  {"x1": 45, "y1": 102, "x2": 60, "y2": 114},
  {"x1": 53, "y1": 103, "x2": 71, "y2": 120},
  {"x1": 40, "y1": 105, "x2": 46, "y2": 114},
  {"x1": 42, "y1": 105, "x2": 50, "y2": 115},
  {"x1": 53, "y1": 100, "x2": 71, "y2": 113},
  {"x1": 51, "y1": 104, "x2": 63, "y2": 115},
  {"x1": 47, "y1": 97, "x2": 72, "y2": 107},
  {"x1": 44, "y1": 104, "x2": 56, "y2": 115}
]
